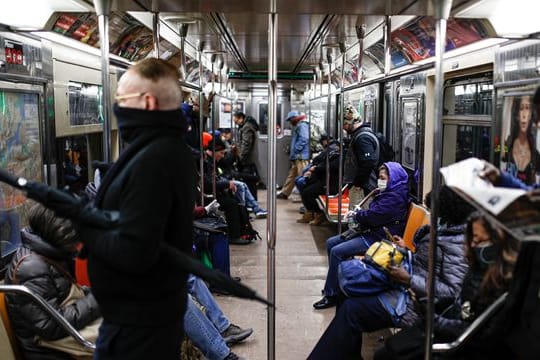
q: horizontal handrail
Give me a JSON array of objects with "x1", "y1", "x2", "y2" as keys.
[
  {"x1": 0, "y1": 284, "x2": 96, "y2": 350},
  {"x1": 432, "y1": 292, "x2": 508, "y2": 353}
]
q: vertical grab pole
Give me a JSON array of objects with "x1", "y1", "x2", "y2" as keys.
[
  {"x1": 356, "y1": 24, "x2": 366, "y2": 83},
  {"x1": 267, "y1": 3, "x2": 278, "y2": 359},
  {"x1": 337, "y1": 42, "x2": 346, "y2": 233},
  {"x1": 383, "y1": 15, "x2": 392, "y2": 77},
  {"x1": 93, "y1": 0, "x2": 112, "y2": 163},
  {"x1": 152, "y1": 12, "x2": 160, "y2": 58},
  {"x1": 325, "y1": 55, "x2": 332, "y2": 216},
  {"x1": 211, "y1": 56, "x2": 217, "y2": 198},
  {"x1": 425, "y1": 1, "x2": 452, "y2": 359},
  {"x1": 179, "y1": 24, "x2": 189, "y2": 80},
  {"x1": 198, "y1": 41, "x2": 206, "y2": 205}
]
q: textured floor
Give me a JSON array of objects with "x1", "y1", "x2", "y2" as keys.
[{"x1": 215, "y1": 191, "x2": 389, "y2": 359}]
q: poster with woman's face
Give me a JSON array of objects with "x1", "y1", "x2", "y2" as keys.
[{"x1": 500, "y1": 94, "x2": 539, "y2": 185}]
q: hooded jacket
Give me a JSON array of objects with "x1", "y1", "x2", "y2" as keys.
[
  {"x1": 289, "y1": 118, "x2": 310, "y2": 160},
  {"x1": 354, "y1": 161, "x2": 410, "y2": 243},
  {"x1": 5, "y1": 229, "x2": 101, "y2": 360},
  {"x1": 343, "y1": 123, "x2": 379, "y2": 190},
  {"x1": 311, "y1": 141, "x2": 341, "y2": 194},
  {"x1": 238, "y1": 116, "x2": 259, "y2": 165}
]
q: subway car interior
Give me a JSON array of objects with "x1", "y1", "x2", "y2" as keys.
[{"x1": 0, "y1": 0, "x2": 539, "y2": 359}]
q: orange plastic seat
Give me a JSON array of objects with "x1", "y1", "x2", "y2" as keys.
[
  {"x1": 402, "y1": 203, "x2": 430, "y2": 251},
  {"x1": 0, "y1": 293, "x2": 21, "y2": 359}
]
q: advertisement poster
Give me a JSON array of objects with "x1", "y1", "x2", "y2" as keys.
[
  {"x1": 219, "y1": 99, "x2": 233, "y2": 129},
  {"x1": 500, "y1": 94, "x2": 540, "y2": 185}
]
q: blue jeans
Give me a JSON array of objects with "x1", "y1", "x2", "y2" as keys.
[
  {"x1": 187, "y1": 275, "x2": 230, "y2": 332},
  {"x1": 184, "y1": 296, "x2": 230, "y2": 360},
  {"x1": 185, "y1": 275, "x2": 231, "y2": 360},
  {"x1": 233, "y1": 180, "x2": 262, "y2": 212},
  {"x1": 323, "y1": 233, "x2": 373, "y2": 297},
  {"x1": 308, "y1": 295, "x2": 394, "y2": 359}
]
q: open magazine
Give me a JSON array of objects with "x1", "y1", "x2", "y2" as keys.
[{"x1": 440, "y1": 158, "x2": 540, "y2": 242}]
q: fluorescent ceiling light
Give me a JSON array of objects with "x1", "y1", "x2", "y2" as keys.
[
  {"x1": 0, "y1": 0, "x2": 91, "y2": 30},
  {"x1": 456, "y1": 0, "x2": 540, "y2": 37}
]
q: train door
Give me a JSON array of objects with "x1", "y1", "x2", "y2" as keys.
[
  {"x1": 442, "y1": 72, "x2": 493, "y2": 167},
  {"x1": 383, "y1": 80, "x2": 401, "y2": 162},
  {"x1": 399, "y1": 73, "x2": 426, "y2": 201}
]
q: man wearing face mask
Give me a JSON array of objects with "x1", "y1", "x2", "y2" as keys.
[{"x1": 78, "y1": 58, "x2": 197, "y2": 359}]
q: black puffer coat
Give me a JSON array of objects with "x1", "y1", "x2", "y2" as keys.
[
  {"x1": 399, "y1": 223, "x2": 469, "y2": 327},
  {"x1": 4, "y1": 229, "x2": 101, "y2": 360}
]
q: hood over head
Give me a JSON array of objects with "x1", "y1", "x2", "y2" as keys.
[{"x1": 381, "y1": 161, "x2": 409, "y2": 195}]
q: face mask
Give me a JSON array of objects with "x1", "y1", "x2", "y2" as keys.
[
  {"x1": 473, "y1": 243, "x2": 496, "y2": 268},
  {"x1": 377, "y1": 179, "x2": 387, "y2": 191}
]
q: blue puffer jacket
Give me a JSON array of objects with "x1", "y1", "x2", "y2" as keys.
[
  {"x1": 354, "y1": 161, "x2": 409, "y2": 243},
  {"x1": 398, "y1": 223, "x2": 469, "y2": 327},
  {"x1": 289, "y1": 120, "x2": 310, "y2": 160}
]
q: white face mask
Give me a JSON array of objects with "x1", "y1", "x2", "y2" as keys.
[{"x1": 377, "y1": 179, "x2": 388, "y2": 191}]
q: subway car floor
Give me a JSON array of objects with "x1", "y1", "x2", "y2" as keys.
[{"x1": 215, "y1": 191, "x2": 390, "y2": 359}]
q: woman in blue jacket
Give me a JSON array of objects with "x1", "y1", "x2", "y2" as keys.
[{"x1": 314, "y1": 161, "x2": 409, "y2": 310}]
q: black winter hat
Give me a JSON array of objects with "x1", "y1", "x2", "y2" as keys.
[{"x1": 209, "y1": 136, "x2": 227, "y2": 151}]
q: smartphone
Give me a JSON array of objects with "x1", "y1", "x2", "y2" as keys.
[{"x1": 383, "y1": 226, "x2": 394, "y2": 243}]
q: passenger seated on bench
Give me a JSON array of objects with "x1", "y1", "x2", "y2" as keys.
[
  {"x1": 313, "y1": 162, "x2": 409, "y2": 310},
  {"x1": 308, "y1": 186, "x2": 474, "y2": 359},
  {"x1": 185, "y1": 275, "x2": 253, "y2": 360},
  {"x1": 374, "y1": 212, "x2": 519, "y2": 360},
  {"x1": 297, "y1": 136, "x2": 341, "y2": 225},
  {"x1": 5, "y1": 204, "x2": 101, "y2": 360}
]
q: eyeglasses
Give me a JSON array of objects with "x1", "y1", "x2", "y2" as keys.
[{"x1": 114, "y1": 92, "x2": 146, "y2": 101}]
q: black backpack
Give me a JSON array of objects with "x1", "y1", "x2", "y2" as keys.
[{"x1": 359, "y1": 131, "x2": 395, "y2": 166}]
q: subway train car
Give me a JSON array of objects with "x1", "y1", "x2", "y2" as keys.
[{"x1": 0, "y1": 0, "x2": 539, "y2": 359}]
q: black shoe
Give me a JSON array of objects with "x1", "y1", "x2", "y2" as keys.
[
  {"x1": 276, "y1": 192, "x2": 288, "y2": 200},
  {"x1": 224, "y1": 351, "x2": 245, "y2": 360},
  {"x1": 221, "y1": 324, "x2": 253, "y2": 345},
  {"x1": 313, "y1": 296, "x2": 336, "y2": 310},
  {"x1": 229, "y1": 237, "x2": 251, "y2": 245}
]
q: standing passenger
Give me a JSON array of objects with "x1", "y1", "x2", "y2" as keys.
[
  {"x1": 78, "y1": 58, "x2": 197, "y2": 359},
  {"x1": 232, "y1": 111, "x2": 260, "y2": 199},
  {"x1": 277, "y1": 111, "x2": 310, "y2": 199}
]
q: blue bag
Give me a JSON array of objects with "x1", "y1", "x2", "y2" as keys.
[{"x1": 338, "y1": 259, "x2": 392, "y2": 297}]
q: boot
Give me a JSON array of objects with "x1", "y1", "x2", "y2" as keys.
[
  {"x1": 296, "y1": 211, "x2": 314, "y2": 223},
  {"x1": 309, "y1": 212, "x2": 327, "y2": 225}
]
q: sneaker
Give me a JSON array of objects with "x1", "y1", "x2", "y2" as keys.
[
  {"x1": 299, "y1": 206, "x2": 306, "y2": 214},
  {"x1": 276, "y1": 192, "x2": 288, "y2": 200},
  {"x1": 255, "y1": 209, "x2": 268, "y2": 218},
  {"x1": 229, "y1": 237, "x2": 251, "y2": 245},
  {"x1": 224, "y1": 352, "x2": 245, "y2": 360},
  {"x1": 221, "y1": 324, "x2": 253, "y2": 345}
]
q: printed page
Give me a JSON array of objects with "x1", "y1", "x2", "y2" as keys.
[{"x1": 440, "y1": 158, "x2": 526, "y2": 215}]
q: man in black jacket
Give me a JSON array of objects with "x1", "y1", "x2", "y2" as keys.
[
  {"x1": 79, "y1": 58, "x2": 197, "y2": 359},
  {"x1": 232, "y1": 111, "x2": 260, "y2": 199},
  {"x1": 342, "y1": 104, "x2": 379, "y2": 206}
]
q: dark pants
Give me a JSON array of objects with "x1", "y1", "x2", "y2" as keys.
[
  {"x1": 94, "y1": 319, "x2": 184, "y2": 360},
  {"x1": 300, "y1": 179, "x2": 325, "y2": 212},
  {"x1": 216, "y1": 193, "x2": 242, "y2": 239},
  {"x1": 308, "y1": 295, "x2": 394, "y2": 360}
]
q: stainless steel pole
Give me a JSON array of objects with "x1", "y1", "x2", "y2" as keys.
[
  {"x1": 384, "y1": 16, "x2": 392, "y2": 76},
  {"x1": 337, "y1": 42, "x2": 346, "y2": 233},
  {"x1": 356, "y1": 24, "x2": 366, "y2": 83},
  {"x1": 325, "y1": 55, "x2": 332, "y2": 216},
  {"x1": 425, "y1": 1, "x2": 452, "y2": 359},
  {"x1": 267, "y1": 2, "x2": 278, "y2": 359},
  {"x1": 152, "y1": 12, "x2": 160, "y2": 58},
  {"x1": 198, "y1": 41, "x2": 206, "y2": 205},
  {"x1": 211, "y1": 57, "x2": 217, "y2": 198},
  {"x1": 179, "y1": 24, "x2": 189, "y2": 79},
  {"x1": 93, "y1": 0, "x2": 112, "y2": 163}
]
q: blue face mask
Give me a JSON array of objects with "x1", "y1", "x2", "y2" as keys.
[{"x1": 473, "y1": 244, "x2": 496, "y2": 268}]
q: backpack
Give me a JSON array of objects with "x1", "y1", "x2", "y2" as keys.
[{"x1": 359, "y1": 131, "x2": 395, "y2": 166}]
